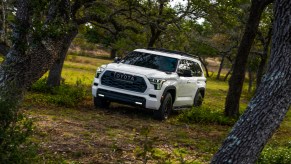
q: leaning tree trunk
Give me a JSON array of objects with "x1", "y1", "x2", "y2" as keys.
[
  {"x1": 224, "y1": 0, "x2": 273, "y2": 117},
  {"x1": 110, "y1": 48, "x2": 117, "y2": 59},
  {"x1": 0, "y1": 0, "x2": 30, "y2": 101},
  {"x1": 211, "y1": 0, "x2": 291, "y2": 163},
  {"x1": 46, "y1": 30, "x2": 78, "y2": 87},
  {"x1": 198, "y1": 56, "x2": 210, "y2": 77},
  {"x1": 147, "y1": 28, "x2": 162, "y2": 48}
]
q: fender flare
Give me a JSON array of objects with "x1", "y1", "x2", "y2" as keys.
[{"x1": 161, "y1": 86, "x2": 176, "y2": 103}]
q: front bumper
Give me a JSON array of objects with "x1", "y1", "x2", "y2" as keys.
[{"x1": 92, "y1": 78, "x2": 162, "y2": 110}]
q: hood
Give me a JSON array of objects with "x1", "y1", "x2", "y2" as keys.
[{"x1": 105, "y1": 63, "x2": 177, "y2": 79}]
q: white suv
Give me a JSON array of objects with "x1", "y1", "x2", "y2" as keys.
[{"x1": 92, "y1": 48, "x2": 206, "y2": 120}]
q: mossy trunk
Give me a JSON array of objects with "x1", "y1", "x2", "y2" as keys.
[{"x1": 46, "y1": 30, "x2": 78, "y2": 87}]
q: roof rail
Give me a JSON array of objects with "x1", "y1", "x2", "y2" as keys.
[{"x1": 146, "y1": 48, "x2": 199, "y2": 59}]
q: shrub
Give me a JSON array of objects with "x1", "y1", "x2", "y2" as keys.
[
  {"x1": 30, "y1": 78, "x2": 87, "y2": 107},
  {"x1": 177, "y1": 106, "x2": 237, "y2": 125},
  {"x1": 0, "y1": 99, "x2": 37, "y2": 163},
  {"x1": 258, "y1": 145, "x2": 291, "y2": 164}
]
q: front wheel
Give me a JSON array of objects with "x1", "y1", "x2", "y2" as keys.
[
  {"x1": 154, "y1": 93, "x2": 172, "y2": 120},
  {"x1": 94, "y1": 96, "x2": 110, "y2": 108},
  {"x1": 193, "y1": 92, "x2": 203, "y2": 107}
]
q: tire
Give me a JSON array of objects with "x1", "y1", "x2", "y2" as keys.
[
  {"x1": 193, "y1": 91, "x2": 203, "y2": 107},
  {"x1": 94, "y1": 96, "x2": 110, "y2": 108},
  {"x1": 154, "y1": 93, "x2": 172, "y2": 120}
]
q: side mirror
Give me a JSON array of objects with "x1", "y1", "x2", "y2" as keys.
[
  {"x1": 114, "y1": 57, "x2": 121, "y2": 63},
  {"x1": 182, "y1": 70, "x2": 192, "y2": 77}
]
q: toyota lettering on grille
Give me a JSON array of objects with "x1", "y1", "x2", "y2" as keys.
[{"x1": 114, "y1": 72, "x2": 135, "y2": 82}]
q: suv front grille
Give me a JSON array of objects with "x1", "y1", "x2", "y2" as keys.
[{"x1": 101, "y1": 70, "x2": 147, "y2": 93}]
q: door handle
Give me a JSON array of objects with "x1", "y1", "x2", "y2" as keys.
[{"x1": 187, "y1": 80, "x2": 191, "y2": 83}]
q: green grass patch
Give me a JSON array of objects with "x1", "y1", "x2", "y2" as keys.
[
  {"x1": 29, "y1": 78, "x2": 87, "y2": 107},
  {"x1": 258, "y1": 145, "x2": 291, "y2": 164},
  {"x1": 177, "y1": 106, "x2": 237, "y2": 125}
]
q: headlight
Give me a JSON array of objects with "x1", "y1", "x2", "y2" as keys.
[
  {"x1": 148, "y1": 78, "x2": 166, "y2": 90},
  {"x1": 95, "y1": 67, "x2": 105, "y2": 78}
]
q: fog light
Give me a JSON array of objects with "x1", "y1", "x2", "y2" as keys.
[{"x1": 135, "y1": 102, "x2": 142, "y2": 105}]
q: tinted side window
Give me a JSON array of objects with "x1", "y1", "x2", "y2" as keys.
[
  {"x1": 177, "y1": 59, "x2": 189, "y2": 76},
  {"x1": 188, "y1": 60, "x2": 203, "y2": 77}
]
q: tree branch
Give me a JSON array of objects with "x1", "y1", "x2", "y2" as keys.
[{"x1": 76, "y1": 14, "x2": 108, "y2": 25}]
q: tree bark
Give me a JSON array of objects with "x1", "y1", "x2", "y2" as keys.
[
  {"x1": 0, "y1": 0, "x2": 30, "y2": 101},
  {"x1": 212, "y1": 0, "x2": 291, "y2": 162},
  {"x1": 147, "y1": 28, "x2": 162, "y2": 48},
  {"x1": 224, "y1": 0, "x2": 273, "y2": 117},
  {"x1": 224, "y1": 65, "x2": 233, "y2": 81},
  {"x1": 1, "y1": 0, "x2": 7, "y2": 42},
  {"x1": 198, "y1": 56, "x2": 210, "y2": 77},
  {"x1": 46, "y1": 29, "x2": 78, "y2": 87}
]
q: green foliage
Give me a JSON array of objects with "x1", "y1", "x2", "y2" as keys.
[
  {"x1": 0, "y1": 100, "x2": 37, "y2": 163},
  {"x1": 134, "y1": 126, "x2": 156, "y2": 163},
  {"x1": 30, "y1": 78, "x2": 87, "y2": 107},
  {"x1": 177, "y1": 106, "x2": 237, "y2": 125},
  {"x1": 134, "y1": 126, "x2": 199, "y2": 163},
  {"x1": 258, "y1": 145, "x2": 291, "y2": 164}
]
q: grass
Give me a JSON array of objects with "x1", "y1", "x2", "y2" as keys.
[{"x1": 21, "y1": 53, "x2": 291, "y2": 163}]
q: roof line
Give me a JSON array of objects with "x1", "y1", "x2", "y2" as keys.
[{"x1": 146, "y1": 48, "x2": 199, "y2": 59}]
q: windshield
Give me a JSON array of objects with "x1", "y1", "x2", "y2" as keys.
[{"x1": 121, "y1": 51, "x2": 178, "y2": 72}]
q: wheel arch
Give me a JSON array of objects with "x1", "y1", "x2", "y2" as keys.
[
  {"x1": 198, "y1": 88, "x2": 205, "y2": 98},
  {"x1": 162, "y1": 86, "x2": 176, "y2": 104}
]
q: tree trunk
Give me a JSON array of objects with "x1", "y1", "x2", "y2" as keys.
[
  {"x1": 0, "y1": 0, "x2": 30, "y2": 101},
  {"x1": 1, "y1": 0, "x2": 7, "y2": 42},
  {"x1": 224, "y1": 65, "x2": 233, "y2": 81},
  {"x1": 224, "y1": 0, "x2": 273, "y2": 117},
  {"x1": 46, "y1": 30, "x2": 78, "y2": 87},
  {"x1": 212, "y1": 0, "x2": 291, "y2": 162},
  {"x1": 147, "y1": 28, "x2": 162, "y2": 48},
  {"x1": 110, "y1": 48, "x2": 117, "y2": 59},
  {"x1": 217, "y1": 54, "x2": 225, "y2": 80},
  {"x1": 198, "y1": 56, "x2": 210, "y2": 77}
]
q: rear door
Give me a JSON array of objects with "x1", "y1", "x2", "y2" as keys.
[
  {"x1": 174, "y1": 60, "x2": 197, "y2": 107},
  {"x1": 188, "y1": 60, "x2": 206, "y2": 90}
]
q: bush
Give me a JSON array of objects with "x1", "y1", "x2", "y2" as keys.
[
  {"x1": 177, "y1": 106, "x2": 237, "y2": 125},
  {"x1": 0, "y1": 99, "x2": 37, "y2": 163},
  {"x1": 258, "y1": 145, "x2": 291, "y2": 164},
  {"x1": 30, "y1": 78, "x2": 87, "y2": 107}
]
